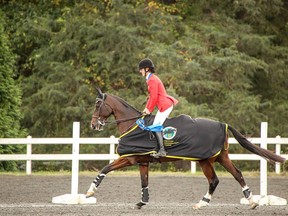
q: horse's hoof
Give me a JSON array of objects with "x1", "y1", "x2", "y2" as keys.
[
  {"x1": 250, "y1": 202, "x2": 259, "y2": 209},
  {"x1": 193, "y1": 200, "x2": 209, "y2": 210},
  {"x1": 248, "y1": 196, "x2": 259, "y2": 209},
  {"x1": 85, "y1": 191, "x2": 95, "y2": 198},
  {"x1": 86, "y1": 183, "x2": 97, "y2": 198},
  {"x1": 135, "y1": 202, "x2": 146, "y2": 209},
  {"x1": 192, "y1": 204, "x2": 200, "y2": 210}
]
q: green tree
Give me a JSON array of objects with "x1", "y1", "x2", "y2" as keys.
[{"x1": 0, "y1": 11, "x2": 26, "y2": 171}]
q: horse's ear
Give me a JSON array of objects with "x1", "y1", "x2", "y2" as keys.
[
  {"x1": 96, "y1": 87, "x2": 105, "y2": 99},
  {"x1": 96, "y1": 87, "x2": 103, "y2": 96}
]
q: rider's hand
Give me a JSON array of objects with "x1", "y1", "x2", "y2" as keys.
[{"x1": 142, "y1": 108, "x2": 150, "y2": 115}]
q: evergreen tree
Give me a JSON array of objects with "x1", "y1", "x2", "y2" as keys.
[{"x1": 0, "y1": 11, "x2": 26, "y2": 171}]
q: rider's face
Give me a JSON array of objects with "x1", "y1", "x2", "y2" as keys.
[{"x1": 139, "y1": 68, "x2": 146, "y2": 77}]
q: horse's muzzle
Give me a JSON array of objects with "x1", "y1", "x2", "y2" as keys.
[
  {"x1": 91, "y1": 123, "x2": 97, "y2": 130},
  {"x1": 91, "y1": 119, "x2": 105, "y2": 131},
  {"x1": 91, "y1": 124, "x2": 104, "y2": 131}
]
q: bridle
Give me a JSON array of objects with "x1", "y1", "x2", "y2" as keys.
[
  {"x1": 91, "y1": 95, "x2": 144, "y2": 130},
  {"x1": 91, "y1": 97, "x2": 111, "y2": 129}
]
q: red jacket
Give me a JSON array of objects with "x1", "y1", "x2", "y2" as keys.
[{"x1": 145, "y1": 74, "x2": 178, "y2": 113}]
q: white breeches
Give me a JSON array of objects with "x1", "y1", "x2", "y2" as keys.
[{"x1": 153, "y1": 105, "x2": 173, "y2": 125}]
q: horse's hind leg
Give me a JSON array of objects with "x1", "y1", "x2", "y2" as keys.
[
  {"x1": 193, "y1": 158, "x2": 219, "y2": 209},
  {"x1": 86, "y1": 157, "x2": 133, "y2": 198},
  {"x1": 216, "y1": 150, "x2": 258, "y2": 209}
]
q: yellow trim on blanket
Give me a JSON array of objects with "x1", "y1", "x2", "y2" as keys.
[
  {"x1": 118, "y1": 151, "x2": 157, "y2": 158},
  {"x1": 224, "y1": 123, "x2": 229, "y2": 150},
  {"x1": 165, "y1": 155, "x2": 201, "y2": 161},
  {"x1": 119, "y1": 116, "x2": 144, "y2": 139},
  {"x1": 211, "y1": 149, "x2": 222, "y2": 158},
  {"x1": 117, "y1": 150, "x2": 222, "y2": 161},
  {"x1": 119, "y1": 124, "x2": 139, "y2": 138},
  {"x1": 165, "y1": 149, "x2": 221, "y2": 161}
]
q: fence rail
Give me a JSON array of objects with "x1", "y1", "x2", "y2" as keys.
[{"x1": 0, "y1": 122, "x2": 287, "y2": 197}]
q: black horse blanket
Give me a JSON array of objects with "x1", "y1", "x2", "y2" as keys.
[{"x1": 117, "y1": 115, "x2": 227, "y2": 160}]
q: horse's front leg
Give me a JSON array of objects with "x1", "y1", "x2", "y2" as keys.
[
  {"x1": 135, "y1": 162, "x2": 149, "y2": 209},
  {"x1": 86, "y1": 157, "x2": 133, "y2": 198}
]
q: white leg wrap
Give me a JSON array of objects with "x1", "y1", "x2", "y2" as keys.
[
  {"x1": 87, "y1": 183, "x2": 97, "y2": 194},
  {"x1": 203, "y1": 192, "x2": 212, "y2": 200},
  {"x1": 193, "y1": 192, "x2": 211, "y2": 210},
  {"x1": 242, "y1": 185, "x2": 258, "y2": 208},
  {"x1": 242, "y1": 185, "x2": 249, "y2": 191},
  {"x1": 86, "y1": 182, "x2": 97, "y2": 198}
]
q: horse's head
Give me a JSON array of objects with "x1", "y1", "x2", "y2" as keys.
[
  {"x1": 90, "y1": 88, "x2": 113, "y2": 131},
  {"x1": 90, "y1": 88, "x2": 142, "y2": 133}
]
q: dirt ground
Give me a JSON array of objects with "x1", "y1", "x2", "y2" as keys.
[{"x1": 0, "y1": 173, "x2": 287, "y2": 216}]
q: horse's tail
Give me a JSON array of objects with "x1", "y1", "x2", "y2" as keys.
[{"x1": 228, "y1": 125, "x2": 286, "y2": 164}]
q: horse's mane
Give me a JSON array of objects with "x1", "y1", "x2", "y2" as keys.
[{"x1": 107, "y1": 94, "x2": 141, "y2": 114}]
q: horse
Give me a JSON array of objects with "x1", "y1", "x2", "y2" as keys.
[{"x1": 86, "y1": 88, "x2": 285, "y2": 209}]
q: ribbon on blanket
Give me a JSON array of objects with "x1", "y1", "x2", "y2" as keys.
[{"x1": 136, "y1": 118, "x2": 163, "y2": 132}]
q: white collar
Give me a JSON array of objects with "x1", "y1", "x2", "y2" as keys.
[{"x1": 146, "y1": 72, "x2": 152, "y2": 80}]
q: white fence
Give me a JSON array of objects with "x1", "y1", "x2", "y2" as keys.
[{"x1": 0, "y1": 122, "x2": 287, "y2": 197}]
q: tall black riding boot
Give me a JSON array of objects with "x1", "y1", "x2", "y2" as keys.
[{"x1": 152, "y1": 132, "x2": 167, "y2": 158}]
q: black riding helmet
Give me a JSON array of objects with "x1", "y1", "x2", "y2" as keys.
[{"x1": 138, "y1": 58, "x2": 155, "y2": 72}]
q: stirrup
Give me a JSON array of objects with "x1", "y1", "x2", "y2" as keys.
[{"x1": 151, "y1": 150, "x2": 167, "y2": 158}]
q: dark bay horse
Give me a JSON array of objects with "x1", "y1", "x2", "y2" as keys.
[{"x1": 86, "y1": 88, "x2": 285, "y2": 209}]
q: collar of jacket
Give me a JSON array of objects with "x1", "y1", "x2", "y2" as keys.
[{"x1": 146, "y1": 73, "x2": 153, "y2": 81}]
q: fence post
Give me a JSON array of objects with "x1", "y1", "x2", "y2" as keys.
[
  {"x1": 26, "y1": 135, "x2": 32, "y2": 175},
  {"x1": 52, "y1": 121, "x2": 96, "y2": 204},
  {"x1": 260, "y1": 122, "x2": 268, "y2": 196},
  {"x1": 275, "y1": 135, "x2": 281, "y2": 174},
  {"x1": 71, "y1": 122, "x2": 80, "y2": 195},
  {"x1": 109, "y1": 135, "x2": 115, "y2": 164},
  {"x1": 191, "y1": 161, "x2": 196, "y2": 173}
]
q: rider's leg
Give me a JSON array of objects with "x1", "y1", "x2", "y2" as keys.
[
  {"x1": 152, "y1": 131, "x2": 166, "y2": 158},
  {"x1": 151, "y1": 106, "x2": 173, "y2": 158}
]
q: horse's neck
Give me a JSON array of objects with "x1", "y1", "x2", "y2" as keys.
[
  {"x1": 111, "y1": 96, "x2": 140, "y2": 134},
  {"x1": 117, "y1": 118, "x2": 138, "y2": 135}
]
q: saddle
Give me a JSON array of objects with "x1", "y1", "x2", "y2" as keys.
[{"x1": 117, "y1": 114, "x2": 227, "y2": 160}]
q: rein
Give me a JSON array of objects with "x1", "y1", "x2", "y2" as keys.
[
  {"x1": 108, "y1": 115, "x2": 144, "y2": 124},
  {"x1": 92, "y1": 114, "x2": 144, "y2": 125},
  {"x1": 92, "y1": 112, "x2": 144, "y2": 136}
]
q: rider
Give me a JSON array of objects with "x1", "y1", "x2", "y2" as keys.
[{"x1": 138, "y1": 58, "x2": 178, "y2": 158}]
